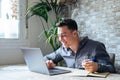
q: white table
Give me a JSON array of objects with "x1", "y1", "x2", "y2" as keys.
[{"x1": 0, "y1": 65, "x2": 120, "y2": 80}]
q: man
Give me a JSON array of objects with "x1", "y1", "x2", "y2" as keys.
[{"x1": 44, "y1": 19, "x2": 116, "y2": 73}]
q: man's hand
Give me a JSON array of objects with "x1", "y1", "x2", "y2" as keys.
[
  {"x1": 82, "y1": 59, "x2": 98, "y2": 73},
  {"x1": 45, "y1": 60, "x2": 56, "y2": 69}
]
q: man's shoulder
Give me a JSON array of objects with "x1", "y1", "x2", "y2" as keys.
[
  {"x1": 88, "y1": 38, "x2": 102, "y2": 44},
  {"x1": 82, "y1": 36, "x2": 104, "y2": 47}
]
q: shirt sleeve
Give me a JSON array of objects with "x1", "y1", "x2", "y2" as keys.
[
  {"x1": 95, "y1": 43, "x2": 116, "y2": 73},
  {"x1": 43, "y1": 47, "x2": 63, "y2": 64}
]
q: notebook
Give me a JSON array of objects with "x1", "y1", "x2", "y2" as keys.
[
  {"x1": 69, "y1": 69, "x2": 109, "y2": 78},
  {"x1": 87, "y1": 72, "x2": 109, "y2": 78},
  {"x1": 21, "y1": 47, "x2": 71, "y2": 75}
]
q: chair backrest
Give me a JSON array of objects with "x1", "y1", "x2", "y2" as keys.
[{"x1": 109, "y1": 53, "x2": 115, "y2": 65}]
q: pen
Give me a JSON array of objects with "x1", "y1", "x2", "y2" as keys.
[
  {"x1": 90, "y1": 57, "x2": 96, "y2": 62},
  {"x1": 87, "y1": 52, "x2": 96, "y2": 62}
]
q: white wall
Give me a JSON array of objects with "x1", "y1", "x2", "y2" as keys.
[
  {"x1": 27, "y1": 0, "x2": 53, "y2": 55},
  {"x1": 28, "y1": 15, "x2": 53, "y2": 56}
]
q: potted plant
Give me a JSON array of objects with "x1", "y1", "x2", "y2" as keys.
[{"x1": 26, "y1": 0, "x2": 65, "y2": 51}]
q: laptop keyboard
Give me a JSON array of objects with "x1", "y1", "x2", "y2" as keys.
[
  {"x1": 49, "y1": 68, "x2": 62, "y2": 73},
  {"x1": 49, "y1": 68, "x2": 70, "y2": 74}
]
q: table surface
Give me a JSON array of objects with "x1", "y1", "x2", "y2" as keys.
[{"x1": 0, "y1": 65, "x2": 120, "y2": 80}]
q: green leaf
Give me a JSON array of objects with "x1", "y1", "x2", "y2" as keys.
[
  {"x1": 53, "y1": 26, "x2": 57, "y2": 34},
  {"x1": 26, "y1": 2, "x2": 52, "y2": 22},
  {"x1": 26, "y1": 0, "x2": 63, "y2": 51},
  {"x1": 44, "y1": 30, "x2": 49, "y2": 38},
  {"x1": 45, "y1": 0, "x2": 51, "y2": 7},
  {"x1": 46, "y1": 34, "x2": 56, "y2": 50}
]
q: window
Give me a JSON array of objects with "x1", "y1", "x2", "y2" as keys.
[{"x1": 0, "y1": 0, "x2": 19, "y2": 39}]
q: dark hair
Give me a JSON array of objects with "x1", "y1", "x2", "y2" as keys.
[{"x1": 56, "y1": 19, "x2": 78, "y2": 31}]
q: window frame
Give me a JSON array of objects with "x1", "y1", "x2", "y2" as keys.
[
  {"x1": 0, "y1": 0, "x2": 27, "y2": 40},
  {"x1": 0, "y1": 0, "x2": 28, "y2": 44}
]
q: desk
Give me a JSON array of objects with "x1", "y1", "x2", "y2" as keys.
[{"x1": 0, "y1": 65, "x2": 120, "y2": 80}]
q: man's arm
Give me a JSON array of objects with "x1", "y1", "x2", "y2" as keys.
[
  {"x1": 44, "y1": 47, "x2": 63, "y2": 65},
  {"x1": 45, "y1": 60, "x2": 56, "y2": 68},
  {"x1": 82, "y1": 59, "x2": 98, "y2": 73},
  {"x1": 82, "y1": 43, "x2": 116, "y2": 73},
  {"x1": 95, "y1": 43, "x2": 116, "y2": 73}
]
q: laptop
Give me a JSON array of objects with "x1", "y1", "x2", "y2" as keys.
[{"x1": 21, "y1": 47, "x2": 71, "y2": 75}]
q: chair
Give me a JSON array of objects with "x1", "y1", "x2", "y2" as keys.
[{"x1": 109, "y1": 53, "x2": 115, "y2": 65}]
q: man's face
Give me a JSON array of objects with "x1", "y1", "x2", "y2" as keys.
[{"x1": 57, "y1": 26, "x2": 77, "y2": 48}]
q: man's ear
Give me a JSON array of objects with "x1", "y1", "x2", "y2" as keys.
[{"x1": 73, "y1": 30, "x2": 78, "y2": 37}]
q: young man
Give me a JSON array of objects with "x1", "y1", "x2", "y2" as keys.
[{"x1": 44, "y1": 19, "x2": 116, "y2": 73}]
